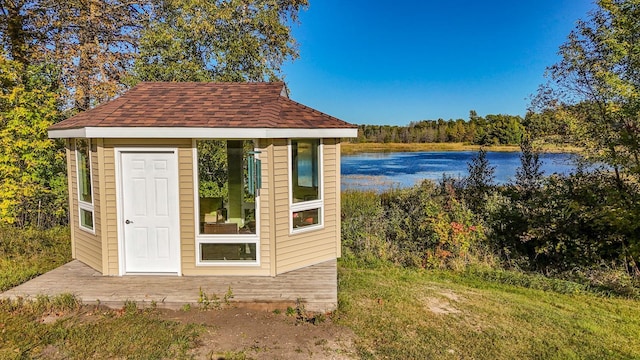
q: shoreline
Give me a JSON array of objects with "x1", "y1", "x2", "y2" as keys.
[{"x1": 341, "y1": 142, "x2": 581, "y2": 155}]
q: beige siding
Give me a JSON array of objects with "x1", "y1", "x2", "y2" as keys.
[
  {"x1": 100, "y1": 139, "x2": 271, "y2": 276},
  {"x1": 260, "y1": 139, "x2": 274, "y2": 276},
  {"x1": 335, "y1": 142, "x2": 342, "y2": 258},
  {"x1": 69, "y1": 139, "x2": 102, "y2": 272},
  {"x1": 65, "y1": 142, "x2": 76, "y2": 259},
  {"x1": 262, "y1": 139, "x2": 278, "y2": 276},
  {"x1": 101, "y1": 143, "x2": 118, "y2": 275},
  {"x1": 274, "y1": 138, "x2": 341, "y2": 275},
  {"x1": 96, "y1": 139, "x2": 109, "y2": 273}
]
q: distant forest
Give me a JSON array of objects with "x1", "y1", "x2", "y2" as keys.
[{"x1": 350, "y1": 110, "x2": 532, "y2": 145}]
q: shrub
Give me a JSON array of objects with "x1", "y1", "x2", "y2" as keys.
[
  {"x1": 342, "y1": 181, "x2": 487, "y2": 269},
  {"x1": 385, "y1": 181, "x2": 485, "y2": 268},
  {"x1": 490, "y1": 170, "x2": 640, "y2": 275},
  {"x1": 559, "y1": 266, "x2": 640, "y2": 299},
  {"x1": 462, "y1": 148, "x2": 495, "y2": 215}
]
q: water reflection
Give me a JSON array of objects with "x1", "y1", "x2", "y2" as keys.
[{"x1": 341, "y1": 151, "x2": 578, "y2": 191}]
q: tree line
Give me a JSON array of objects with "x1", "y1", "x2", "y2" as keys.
[{"x1": 352, "y1": 111, "x2": 525, "y2": 145}]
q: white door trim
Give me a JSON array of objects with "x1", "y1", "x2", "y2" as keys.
[{"x1": 115, "y1": 147, "x2": 182, "y2": 276}]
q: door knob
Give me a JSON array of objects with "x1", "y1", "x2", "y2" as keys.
[{"x1": 125, "y1": 219, "x2": 133, "y2": 224}]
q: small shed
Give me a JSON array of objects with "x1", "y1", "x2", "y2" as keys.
[{"x1": 48, "y1": 82, "x2": 357, "y2": 289}]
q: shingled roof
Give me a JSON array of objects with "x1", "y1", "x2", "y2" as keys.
[{"x1": 48, "y1": 82, "x2": 357, "y2": 139}]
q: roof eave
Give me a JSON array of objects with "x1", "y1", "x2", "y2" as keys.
[{"x1": 48, "y1": 127, "x2": 358, "y2": 139}]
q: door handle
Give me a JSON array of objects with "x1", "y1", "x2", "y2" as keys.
[{"x1": 125, "y1": 219, "x2": 133, "y2": 224}]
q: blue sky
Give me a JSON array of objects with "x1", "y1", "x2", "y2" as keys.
[{"x1": 282, "y1": 1, "x2": 596, "y2": 125}]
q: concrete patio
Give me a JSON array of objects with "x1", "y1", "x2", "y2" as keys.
[{"x1": 0, "y1": 259, "x2": 338, "y2": 312}]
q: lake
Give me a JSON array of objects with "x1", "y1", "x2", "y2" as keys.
[{"x1": 341, "y1": 151, "x2": 578, "y2": 191}]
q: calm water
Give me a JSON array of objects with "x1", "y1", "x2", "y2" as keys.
[{"x1": 341, "y1": 151, "x2": 578, "y2": 191}]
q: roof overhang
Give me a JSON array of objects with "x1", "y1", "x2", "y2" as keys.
[{"x1": 48, "y1": 127, "x2": 358, "y2": 139}]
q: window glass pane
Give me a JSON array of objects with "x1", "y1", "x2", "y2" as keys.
[
  {"x1": 292, "y1": 139, "x2": 319, "y2": 203},
  {"x1": 80, "y1": 208, "x2": 93, "y2": 230},
  {"x1": 197, "y1": 140, "x2": 256, "y2": 235},
  {"x1": 201, "y1": 243, "x2": 257, "y2": 261},
  {"x1": 76, "y1": 139, "x2": 92, "y2": 203},
  {"x1": 293, "y1": 208, "x2": 320, "y2": 229}
]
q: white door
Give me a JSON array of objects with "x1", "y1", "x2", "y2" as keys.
[{"x1": 120, "y1": 151, "x2": 180, "y2": 274}]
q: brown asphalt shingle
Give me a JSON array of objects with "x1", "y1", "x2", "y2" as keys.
[{"x1": 49, "y1": 82, "x2": 356, "y2": 130}]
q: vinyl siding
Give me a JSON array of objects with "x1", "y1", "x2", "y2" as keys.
[
  {"x1": 264, "y1": 139, "x2": 278, "y2": 276},
  {"x1": 274, "y1": 138, "x2": 341, "y2": 275},
  {"x1": 69, "y1": 139, "x2": 102, "y2": 272},
  {"x1": 96, "y1": 139, "x2": 109, "y2": 273},
  {"x1": 101, "y1": 142, "x2": 118, "y2": 275},
  {"x1": 335, "y1": 142, "x2": 342, "y2": 258},
  {"x1": 65, "y1": 142, "x2": 76, "y2": 259}
]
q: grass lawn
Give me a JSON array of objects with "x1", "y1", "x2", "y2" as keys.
[
  {"x1": 337, "y1": 261, "x2": 640, "y2": 359},
  {"x1": 0, "y1": 297, "x2": 200, "y2": 359}
]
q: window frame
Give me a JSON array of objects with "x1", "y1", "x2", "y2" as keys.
[
  {"x1": 75, "y1": 138, "x2": 95, "y2": 234},
  {"x1": 192, "y1": 139, "x2": 261, "y2": 266},
  {"x1": 288, "y1": 138, "x2": 324, "y2": 234}
]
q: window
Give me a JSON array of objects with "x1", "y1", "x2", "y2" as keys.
[
  {"x1": 76, "y1": 139, "x2": 94, "y2": 232},
  {"x1": 201, "y1": 243, "x2": 257, "y2": 261},
  {"x1": 195, "y1": 140, "x2": 260, "y2": 264},
  {"x1": 290, "y1": 139, "x2": 322, "y2": 232}
]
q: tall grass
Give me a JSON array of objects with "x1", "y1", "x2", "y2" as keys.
[
  {"x1": 341, "y1": 190, "x2": 389, "y2": 264},
  {"x1": 0, "y1": 225, "x2": 71, "y2": 291},
  {"x1": 341, "y1": 142, "x2": 519, "y2": 155},
  {"x1": 341, "y1": 142, "x2": 582, "y2": 155}
]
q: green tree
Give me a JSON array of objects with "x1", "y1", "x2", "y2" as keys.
[
  {"x1": 524, "y1": 0, "x2": 640, "y2": 276},
  {"x1": 514, "y1": 135, "x2": 544, "y2": 198},
  {"x1": 534, "y1": 0, "x2": 640, "y2": 181},
  {"x1": 463, "y1": 148, "x2": 495, "y2": 214},
  {"x1": 485, "y1": 114, "x2": 524, "y2": 145},
  {"x1": 197, "y1": 140, "x2": 228, "y2": 198},
  {"x1": 523, "y1": 109, "x2": 570, "y2": 142},
  {"x1": 0, "y1": 54, "x2": 66, "y2": 227},
  {"x1": 131, "y1": 0, "x2": 308, "y2": 82}
]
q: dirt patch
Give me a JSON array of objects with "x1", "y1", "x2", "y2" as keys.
[
  {"x1": 157, "y1": 307, "x2": 357, "y2": 359},
  {"x1": 40, "y1": 312, "x2": 66, "y2": 324},
  {"x1": 438, "y1": 290, "x2": 461, "y2": 302},
  {"x1": 425, "y1": 298, "x2": 461, "y2": 315},
  {"x1": 421, "y1": 289, "x2": 463, "y2": 315},
  {"x1": 39, "y1": 345, "x2": 66, "y2": 359}
]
